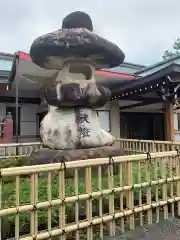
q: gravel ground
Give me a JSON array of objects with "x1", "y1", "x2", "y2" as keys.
[{"x1": 104, "y1": 217, "x2": 180, "y2": 240}]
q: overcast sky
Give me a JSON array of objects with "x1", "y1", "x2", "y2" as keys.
[{"x1": 0, "y1": 0, "x2": 179, "y2": 66}]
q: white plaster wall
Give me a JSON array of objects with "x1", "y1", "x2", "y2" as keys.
[
  {"x1": 175, "y1": 134, "x2": 180, "y2": 141},
  {"x1": 20, "y1": 104, "x2": 38, "y2": 136},
  {"x1": 0, "y1": 102, "x2": 39, "y2": 136},
  {"x1": 96, "y1": 102, "x2": 110, "y2": 111},
  {"x1": 174, "y1": 112, "x2": 180, "y2": 141},
  {"x1": 0, "y1": 103, "x2": 6, "y2": 119},
  {"x1": 174, "y1": 113, "x2": 178, "y2": 130}
]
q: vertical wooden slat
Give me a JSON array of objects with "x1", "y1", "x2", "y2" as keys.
[
  {"x1": 138, "y1": 161, "x2": 143, "y2": 226},
  {"x1": 108, "y1": 161, "x2": 115, "y2": 236},
  {"x1": 19, "y1": 146, "x2": 23, "y2": 156},
  {"x1": 126, "y1": 161, "x2": 134, "y2": 230},
  {"x1": 161, "y1": 158, "x2": 168, "y2": 219},
  {"x1": 128, "y1": 141, "x2": 130, "y2": 153},
  {"x1": 132, "y1": 142, "x2": 134, "y2": 155},
  {"x1": 134, "y1": 142, "x2": 137, "y2": 154},
  {"x1": 152, "y1": 142, "x2": 155, "y2": 153},
  {"x1": 145, "y1": 159, "x2": 152, "y2": 224},
  {"x1": 30, "y1": 173, "x2": 38, "y2": 237},
  {"x1": 15, "y1": 175, "x2": 20, "y2": 239},
  {"x1": 168, "y1": 143, "x2": 171, "y2": 151},
  {"x1": 74, "y1": 168, "x2": 80, "y2": 240},
  {"x1": 59, "y1": 168, "x2": 66, "y2": 240},
  {"x1": 98, "y1": 165, "x2": 103, "y2": 239},
  {"x1": 176, "y1": 156, "x2": 180, "y2": 216},
  {"x1": 139, "y1": 142, "x2": 142, "y2": 154},
  {"x1": 154, "y1": 143, "x2": 157, "y2": 152},
  {"x1": 169, "y1": 157, "x2": 175, "y2": 217},
  {"x1": 142, "y1": 143, "x2": 144, "y2": 153},
  {"x1": 85, "y1": 167, "x2": 93, "y2": 240},
  {"x1": 4, "y1": 146, "x2": 6, "y2": 157},
  {"x1": 47, "y1": 172, "x2": 52, "y2": 234},
  {"x1": 119, "y1": 163, "x2": 124, "y2": 232},
  {"x1": 162, "y1": 144, "x2": 165, "y2": 153},
  {"x1": 154, "y1": 158, "x2": 159, "y2": 223},
  {"x1": 0, "y1": 171, "x2": 2, "y2": 240}
]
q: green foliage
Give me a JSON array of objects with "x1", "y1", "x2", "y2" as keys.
[
  {"x1": 163, "y1": 38, "x2": 180, "y2": 60},
  {"x1": 0, "y1": 156, "x2": 29, "y2": 184},
  {"x1": 0, "y1": 156, "x2": 28, "y2": 169}
]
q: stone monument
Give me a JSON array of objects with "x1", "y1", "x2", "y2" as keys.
[{"x1": 29, "y1": 11, "x2": 125, "y2": 166}]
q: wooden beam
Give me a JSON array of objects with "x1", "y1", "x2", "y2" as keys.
[
  {"x1": 118, "y1": 96, "x2": 160, "y2": 102},
  {"x1": 164, "y1": 103, "x2": 175, "y2": 141},
  {"x1": 120, "y1": 99, "x2": 163, "y2": 110},
  {"x1": 0, "y1": 96, "x2": 41, "y2": 104}
]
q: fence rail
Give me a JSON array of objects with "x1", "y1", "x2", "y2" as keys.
[
  {"x1": 117, "y1": 138, "x2": 180, "y2": 154},
  {"x1": 0, "y1": 142, "x2": 43, "y2": 158},
  {"x1": 0, "y1": 138, "x2": 180, "y2": 158},
  {"x1": 1, "y1": 151, "x2": 180, "y2": 239}
]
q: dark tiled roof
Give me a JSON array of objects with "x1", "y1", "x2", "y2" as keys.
[{"x1": 136, "y1": 54, "x2": 180, "y2": 75}]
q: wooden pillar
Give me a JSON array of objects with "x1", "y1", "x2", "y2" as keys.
[
  {"x1": 110, "y1": 100, "x2": 120, "y2": 147},
  {"x1": 164, "y1": 102, "x2": 175, "y2": 141}
]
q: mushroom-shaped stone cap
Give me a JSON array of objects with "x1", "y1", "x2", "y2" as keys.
[{"x1": 30, "y1": 11, "x2": 125, "y2": 70}]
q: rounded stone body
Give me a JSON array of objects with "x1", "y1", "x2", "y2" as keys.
[{"x1": 40, "y1": 107, "x2": 115, "y2": 149}]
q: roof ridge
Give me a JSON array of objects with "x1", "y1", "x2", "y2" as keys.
[
  {"x1": 121, "y1": 61, "x2": 146, "y2": 68},
  {"x1": 135, "y1": 53, "x2": 180, "y2": 74},
  {"x1": 0, "y1": 52, "x2": 14, "y2": 58}
]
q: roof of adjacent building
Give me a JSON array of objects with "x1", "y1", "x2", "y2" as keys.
[
  {"x1": 2, "y1": 50, "x2": 180, "y2": 99},
  {"x1": 0, "y1": 52, "x2": 14, "y2": 58},
  {"x1": 135, "y1": 54, "x2": 180, "y2": 77},
  {"x1": 0, "y1": 51, "x2": 145, "y2": 76}
]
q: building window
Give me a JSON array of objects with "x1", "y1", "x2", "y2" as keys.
[
  {"x1": 0, "y1": 59, "x2": 13, "y2": 71},
  {"x1": 96, "y1": 110, "x2": 110, "y2": 132},
  {"x1": 177, "y1": 113, "x2": 180, "y2": 130}
]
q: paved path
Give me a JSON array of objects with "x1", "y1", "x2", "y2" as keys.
[{"x1": 104, "y1": 218, "x2": 180, "y2": 240}]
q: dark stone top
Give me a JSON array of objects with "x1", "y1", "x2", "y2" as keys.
[
  {"x1": 44, "y1": 82, "x2": 111, "y2": 108},
  {"x1": 62, "y1": 11, "x2": 93, "y2": 31},
  {"x1": 30, "y1": 28, "x2": 125, "y2": 70}
]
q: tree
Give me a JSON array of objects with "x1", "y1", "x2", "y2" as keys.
[{"x1": 163, "y1": 38, "x2": 180, "y2": 60}]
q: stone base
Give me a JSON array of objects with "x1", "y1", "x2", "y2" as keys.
[{"x1": 28, "y1": 146, "x2": 126, "y2": 177}]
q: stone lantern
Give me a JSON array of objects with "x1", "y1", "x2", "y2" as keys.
[{"x1": 29, "y1": 11, "x2": 126, "y2": 164}]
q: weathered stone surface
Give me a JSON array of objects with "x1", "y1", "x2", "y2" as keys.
[
  {"x1": 28, "y1": 146, "x2": 125, "y2": 177},
  {"x1": 45, "y1": 82, "x2": 111, "y2": 108},
  {"x1": 40, "y1": 107, "x2": 115, "y2": 150},
  {"x1": 62, "y1": 11, "x2": 93, "y2": 31},
  {"x1": 30, "y1": 13, "x2": 125, "y2": 70},
  {"x1": 29, "y1": 146, "x2": 125, "y2": 164}
]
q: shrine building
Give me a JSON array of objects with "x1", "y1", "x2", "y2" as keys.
[{"x1": 1, "y1": 51, "x2": 180, "y2": 142}]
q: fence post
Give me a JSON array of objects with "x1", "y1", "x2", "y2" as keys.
[
  {"x1": 176, "y1": 155, "x2": 180, "y2": 216},
  {"x1": 85, "y1": 166, "x2": 93, "y2": 240},
  {"x1": 108, "y1": 160, "x2": 115, "y2": 236},
  {"x1": 59, "y1": 168, "x2": 66, "y2": 240},
  {"x1": 0, "y1": 171, "x2": 2, "y2": 240}
]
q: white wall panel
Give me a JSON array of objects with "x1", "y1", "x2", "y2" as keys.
[{"x1": 20, "y1": 122, "x2": 37, "y2": 136}]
